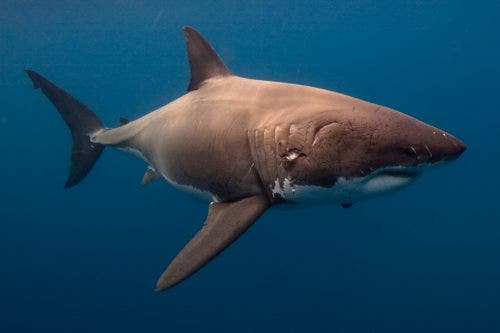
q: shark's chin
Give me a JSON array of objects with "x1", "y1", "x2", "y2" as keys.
[
  {"x1": 362, "y1": 170, "x2": 419, "y2": 195},
  {"x1": 360, "y1": 165, "x2": 426, "y2": 196}
]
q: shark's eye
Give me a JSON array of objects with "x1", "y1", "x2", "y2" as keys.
[{"x1": 405, "y1": 146, "x2": 418, "y2": 158}]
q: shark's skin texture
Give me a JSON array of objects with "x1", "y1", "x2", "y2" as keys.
[
  {"x1": 26, "y1": 27, "x2": 466, "y2": 291},
  {"x1": 95, "y1": 75, "x2": 465, "y2": 203}
]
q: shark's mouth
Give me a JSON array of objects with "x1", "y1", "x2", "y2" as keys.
[{"x1": 360, "y1": 167, "x2": 423, "y2": 196}]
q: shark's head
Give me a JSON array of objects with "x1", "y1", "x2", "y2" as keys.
[{"x1": 278, "y1": 103, "x2": 466, "y2": 205}]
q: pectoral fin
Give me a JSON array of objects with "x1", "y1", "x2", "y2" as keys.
[{"x1": 155, "y1": 194, "x2": 270, "y2": 291}]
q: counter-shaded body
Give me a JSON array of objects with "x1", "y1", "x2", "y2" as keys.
[{"x1": 26, "y1": 27, "x2": 466, "y2": 291}]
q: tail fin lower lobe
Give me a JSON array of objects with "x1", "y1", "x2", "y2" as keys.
[{"x1": 25, "y1": 70, "x2": 105, "y2": 188}]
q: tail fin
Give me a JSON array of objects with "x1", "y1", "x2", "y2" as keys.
[{"x1": 25, "y1": 70, "x2": 105, "y2": 188}]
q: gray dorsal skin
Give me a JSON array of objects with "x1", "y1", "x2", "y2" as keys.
[{"x1": 26, "y1": 26, "x2": 466, "y2": 292}]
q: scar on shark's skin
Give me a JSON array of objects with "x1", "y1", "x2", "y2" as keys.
[{"x1": 25, "y1": 26, "x2": 466, "y2": 291}]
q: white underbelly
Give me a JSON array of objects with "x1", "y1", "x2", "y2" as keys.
[
  {"x1": 272, "y1": 165, "x2": 427, "y2": 205},
  {"x1": 160, "y1": 170, "x2": 218, "y2": 202}
]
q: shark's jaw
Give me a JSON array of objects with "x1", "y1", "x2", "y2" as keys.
[
  {"x1": 359, "y1": 166, "x2": 422, "y2": 196},
  {"x1": 271, "y1": 163, "x2": 442, "y2": 206}
]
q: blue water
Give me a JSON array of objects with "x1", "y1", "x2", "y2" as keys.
[{"x1": 1, "y1": 1, "x2": 499, "y2": 332}]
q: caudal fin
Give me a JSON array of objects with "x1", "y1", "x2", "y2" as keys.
[{"x1": 25, "y1": 70, "x2": 105, "y2": 188}]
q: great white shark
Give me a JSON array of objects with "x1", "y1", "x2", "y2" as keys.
[{"x1": 26, "y1": 27, "x2": 466, "y2": 291}]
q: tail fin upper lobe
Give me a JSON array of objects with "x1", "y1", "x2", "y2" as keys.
[{"x1": 25, "y1": 70, "x2": 105, "y2": 188}]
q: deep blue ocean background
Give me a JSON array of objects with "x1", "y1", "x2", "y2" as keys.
[{"x1": 1, "y1": 1, "x2": 499, "y2": 332}]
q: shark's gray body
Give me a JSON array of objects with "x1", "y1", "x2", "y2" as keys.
[
  {"x1": 26, "y1": 27, "x2": 466, "y2": 291},
  {"x1": 96, "y1": 76, "x2": 380, "y2": 201}
]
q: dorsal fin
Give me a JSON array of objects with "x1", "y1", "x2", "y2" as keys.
[{"x1": 183, "y1": 26, "x2": 232, "y2": 91}]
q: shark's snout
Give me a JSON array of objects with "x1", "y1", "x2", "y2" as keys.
[
  {"x1": 387, "y1": 110, "x2": 467, "y2": 166},
  {"x1": 425, "y1": 131, "x2": 466, "y2": 164},
  {"x1": 405, "y1": 130, "x2": 466, "y2": 165},
  {"x1": 442, "y1": 134, "x2": 467, "y2": 161}
]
